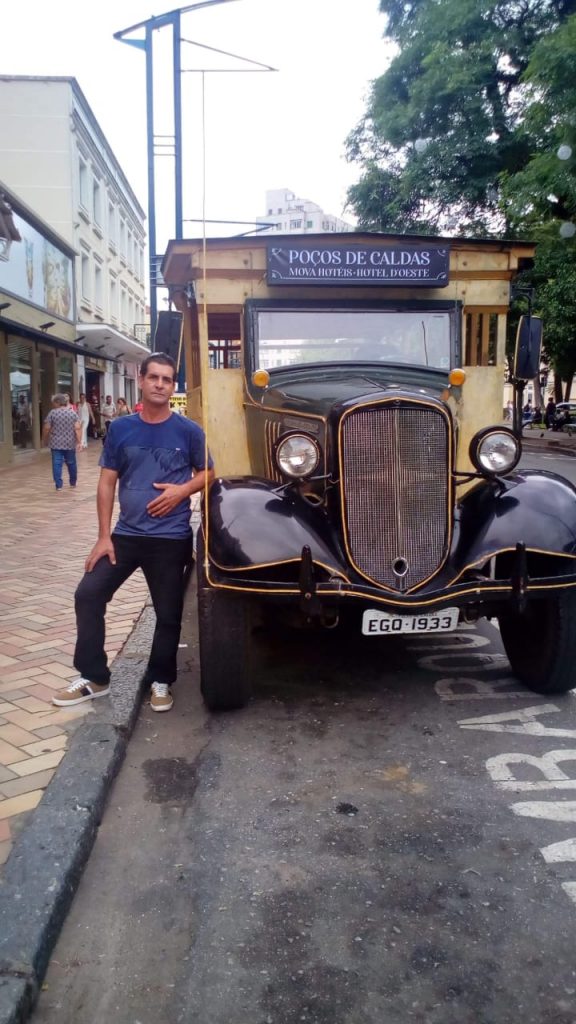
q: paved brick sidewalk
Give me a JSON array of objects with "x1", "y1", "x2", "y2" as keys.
[{"x1": 0, "y1": 443, "x2": 149, "y2": 868}]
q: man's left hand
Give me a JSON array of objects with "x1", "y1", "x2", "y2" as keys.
[{"x1": 147, "y1": 482, "x2": 188, "y2": 517}]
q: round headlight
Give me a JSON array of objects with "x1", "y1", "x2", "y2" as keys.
[
  {"x1": 470, "y1": 428, "x2": 521, "y2": 475},
  {"x1": 276, "y1": 433, "x2": 320, "y2": 479}
]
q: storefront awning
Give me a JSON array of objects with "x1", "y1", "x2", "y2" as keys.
[
  {"x1": 0, "y1": 316, "x2": 109, "y2": 360},
  {"x1": 79, "y1": 324, "x2": 151, "y2": 363}
]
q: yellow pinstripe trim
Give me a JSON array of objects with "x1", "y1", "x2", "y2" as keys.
[
  {"x1": 207, "y1": 551, "x2": 349, "y2": 580},
  {"x1": 202, "y1": 578, "x2": 576, "y2": 601},
  {"x1": 448, "y1": 546, "x2": 576, "y2": 586}
]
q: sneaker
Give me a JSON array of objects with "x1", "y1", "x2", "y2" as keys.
[
  {"x1": 150, "y1": 682, "x2": 173, "y2": 713},
  {"x1": 52, "y1": 678, "x2": 110, "y2": 706}
]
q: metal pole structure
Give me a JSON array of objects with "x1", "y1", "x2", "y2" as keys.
[
  {"x1": 173, "y1": 10, "x2": 185, "y2": 388},
  {"x1": 173, "y1": 10, "x2": 183, "y2": 241},
  {"x1": 145, "y1": 22, "x2": 158, "y2": 346}
]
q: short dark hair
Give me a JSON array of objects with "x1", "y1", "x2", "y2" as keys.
[{"x1": 140, "y1": 352, "x2": 177, "y2": 380}]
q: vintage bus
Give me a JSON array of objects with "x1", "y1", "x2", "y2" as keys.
[{"x1": 162, "y1": 232, "x2": 576, "y2": 710}]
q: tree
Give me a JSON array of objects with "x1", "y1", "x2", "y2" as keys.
[
  {"x1": 501, "y1": 14, "x2": 576, "y2": 232},
  {"x1": 346, "y1": 0, "x2": 576, "y2": 235}
]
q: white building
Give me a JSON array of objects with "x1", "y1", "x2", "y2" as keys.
[
  {"x1": 256, "y1": 188, "x2": 354, "y2": 235},
  {"x1": 0, "y1": 75, "x2": 149, "y2": 416}
]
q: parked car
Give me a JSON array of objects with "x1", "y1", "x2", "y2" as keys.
[
  {"x1": 554, "y1": 402, "x2": 576, "y2": 431},
  {"x1": 162, "y1": 232, "x2": 576, "y2": 712}
]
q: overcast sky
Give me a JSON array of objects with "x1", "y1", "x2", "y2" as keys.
[{"x1": 4, "y1": 1, "x2": 391, "y2": 250}]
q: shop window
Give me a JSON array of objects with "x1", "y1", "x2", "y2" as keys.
[
  {"x1": 0, "y1": 361, "x2": 4, "y2": 443},
  {"x1": 464, "y1": 311, "x2": 499, "y2": 366},
  {"x1": 57, "y1": 355, "x2": 74, "y2": 395},
  {"x1": 9, "y1": 339, "x2": 33, "y2": 450}
]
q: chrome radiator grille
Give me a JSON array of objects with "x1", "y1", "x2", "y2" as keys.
[{"x1": 340, "y1": 404, "x2": 450, "y2": 590}]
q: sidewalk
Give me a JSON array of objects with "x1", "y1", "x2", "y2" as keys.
[
  {"x1": 0, "y1": 443, "x2": 149, "y2": 871},
  {"x1": 521, "y1": 423, "x2": 576, "y2": 457}
]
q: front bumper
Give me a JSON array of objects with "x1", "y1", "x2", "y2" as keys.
[{"x1": 202, "y1": 470, "x2": 576, "y2": 611}]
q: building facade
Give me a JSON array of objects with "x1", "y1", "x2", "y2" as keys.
[
  {"x1": 0, "y1": 76, "x2": 150, "y2": 450},
  {"x1": 255, "y1": 188, "x2": 354, "y2": 235},
  {"x1": 0, "y1": 184, "x2": 84, "y2": 465}
]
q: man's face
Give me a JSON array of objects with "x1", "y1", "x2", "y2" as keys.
[
  {"x1": 106, "y1": 396, "x2": 112, "y2": 403},
  {"x1": 138, "y1": 362, "x2": 175, "y2": 408}
]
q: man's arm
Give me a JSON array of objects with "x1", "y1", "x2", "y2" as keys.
[
  {"x1": 147, "y1": 466, "x2": 215, "y2": 518},
  {"x1": 85, "y1": 467, "x2": 119, "y2": 571}
]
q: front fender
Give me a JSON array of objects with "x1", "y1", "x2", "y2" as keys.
[
  {"x1": 455, "y1": 469, "x2": 576, "y2": 567},
  {"x1": 204, "y1": 477, "x2": 348, "y2": 576}
]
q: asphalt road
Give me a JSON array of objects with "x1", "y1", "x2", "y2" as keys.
[
  {"x1": 520, "y1": 449, "x2": 576, "y2": 484},
  {"x1": 31, "y1": 560, "x2": 576, "y2": 1024}
]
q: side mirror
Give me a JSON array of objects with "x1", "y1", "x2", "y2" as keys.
[{"x1": 513, "y1": 315, "x2": 543, "y2": 381}]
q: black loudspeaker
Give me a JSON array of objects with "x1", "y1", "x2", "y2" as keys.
[{"x1": 154, "y1": 311, "x2": 183, "y2": 364}]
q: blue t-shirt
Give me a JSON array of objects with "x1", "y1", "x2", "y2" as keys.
[{"x1": 100, "y1": 413, "x2": 213, "y2": 538}]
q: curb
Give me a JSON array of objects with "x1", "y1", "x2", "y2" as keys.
[
  {"x1": 522, "y1": 438, "x2": 576, "y2": 458},
  {"x1": 0, "y1": 605, "x2": 156, "y2": 1024}
]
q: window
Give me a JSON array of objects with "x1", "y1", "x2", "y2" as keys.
[
  {"x1": 79, "y1": 159, "x2": 89, "y2": 213},
  {"x1": 306, "y1": 220, "x2": 314, "y2": 228},
  {"x1": 289, "y1": 219, "x2": 302, "y2": 229},
  {"x1": 119, "y1": 219, "x2": 126, "y2": 263},
  {"x1": 81, "y1": 253, "x2": 91, "y2": 300},
  {"x1": 94, "y1": 262, "x2": 103, "y2": 310},
  {"x1": 127, "y1": 228, "x2": 133, "y2": 269},
  {"x1": 121, "y1": 287, "x2": 128, "y2": 327},
  {"x1": 108, "y1": 202, "x2": 117, "y2": 249},
  {"x1": 464, "y1": 311, "x2": 499, "y2": 366},
  {"x1": 110, "y1": 277, "x2": 117, "y2": 322},
  {"x1": 255, "y1": 309, "x2": 452, "y2": 371},
  {"x1": 93, "y1": 179, "x2": 102, "y2": 228},
  {"x1": 57, "y1": 355, "x2": 73, "y2": 395}
]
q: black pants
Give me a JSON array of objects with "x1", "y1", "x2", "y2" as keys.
[{"x1": 74, "y1": 534, "x2": 193, "y2": 687}]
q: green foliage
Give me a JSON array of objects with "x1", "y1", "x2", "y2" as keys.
[
  {"x1": 347, "y1": 0, "x2": 575, "y2": 235},
  {"x1": 346, "y1": 0, "x2": 576, "y2": 386}
]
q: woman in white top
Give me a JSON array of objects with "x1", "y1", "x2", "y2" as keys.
[{"x1": 77, "y1": 393, "x2": 95, "y2": 449}]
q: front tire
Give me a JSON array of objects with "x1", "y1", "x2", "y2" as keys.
[
  {"x1": 498, "y1": 592, "x2": 576, "y2": 694},
  {"x1": 196, "y1": 531, "x2": 252, "y2": 711}
]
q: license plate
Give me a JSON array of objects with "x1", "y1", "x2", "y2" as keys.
[{"x1": 362, "y1": 607, "x2": 459, "y2": 636}]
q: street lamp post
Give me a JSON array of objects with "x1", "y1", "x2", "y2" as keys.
[{"x1": 114, "y1": 1, "x2": 238, "y2": 345}]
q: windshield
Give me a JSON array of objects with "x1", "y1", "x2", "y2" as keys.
[{"x1": 256, "y1": 309, "x2": 452, "y2": 371}]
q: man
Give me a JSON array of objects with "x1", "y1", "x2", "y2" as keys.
[
  {"x1": 42, "y1": 393, "x2": 82, "y2": 490},
  {"x1": 100, "y1": 394, "x2": 116, "y2": 439},
  {"x1": 545, "y1": 397, "x2": 556, "y2": 429},
  {"x1": 52, "y1": 353, "x2": 214, "y2": 713}
]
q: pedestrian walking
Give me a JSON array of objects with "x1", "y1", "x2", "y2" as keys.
[
  {"x1": 42, "y1": 393, "x2": 82, "y2": 490},
  {"x1": 115, "y1": 396, "x2": 131, "y2": 416},
  {"x1": 100, "y1": 395, "x2": 116, "y2": 440},
  {"x1": 77, "y1": 393, "x2": 95, "y2": 448},
  {"x1": 545, "y1": 397, "x2": 556, "y2": 429},
  {"x1": 52, "y1": 352, "x2": 214, "y2": 713}
]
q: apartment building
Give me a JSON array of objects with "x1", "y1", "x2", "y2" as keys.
[
  {"x1": 256, "y1": 188, "x2": 354, "y2": 235},
  {"x1": 0, "y1": 76, "x2": 149, "y2": 422}
]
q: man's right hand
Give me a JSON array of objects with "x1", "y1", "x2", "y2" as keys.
[{"x1": 85, "y1": 538, "x2": 116, "y2": 572}]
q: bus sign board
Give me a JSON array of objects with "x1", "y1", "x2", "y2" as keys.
[{"x1": 267, "y1": 242, "x2": 450, "y2": 287}]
